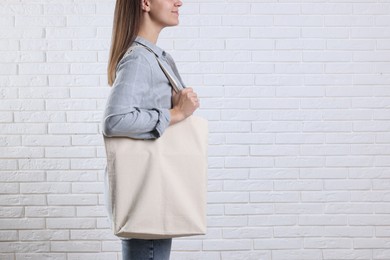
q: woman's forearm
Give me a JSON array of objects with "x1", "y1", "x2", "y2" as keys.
[{"x1": 169, "y1": 108, "x2": 185, "y2": 126}]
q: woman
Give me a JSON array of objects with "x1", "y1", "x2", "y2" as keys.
[{"x1": 102, "y1": 0, "x2": 199, "y2": 259}]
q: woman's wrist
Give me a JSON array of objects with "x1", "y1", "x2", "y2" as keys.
[{"x1": 169, "y1": 107, "x2": 185, "y2": 126}]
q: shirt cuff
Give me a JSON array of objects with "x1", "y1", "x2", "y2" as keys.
[{"x1": 151, "y1": 108, "x2": 171, "y2": 138}]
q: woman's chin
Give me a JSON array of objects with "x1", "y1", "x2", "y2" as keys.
[{"x1": 167, "y1": 21, "x2": 179, "y2": 27}]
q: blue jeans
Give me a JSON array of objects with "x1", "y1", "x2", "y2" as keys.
[{"x1": 121, "y1": 238, "x2": 172, "y2": 260}]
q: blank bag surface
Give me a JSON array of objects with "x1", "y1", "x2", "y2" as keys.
[{"x1": 103, "y1": 115, "x2": 208, "y2": 239}]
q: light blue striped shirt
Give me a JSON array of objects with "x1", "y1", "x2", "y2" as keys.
[{"x1": 102, "y1": 36, "x2": 185, "y2": 139}]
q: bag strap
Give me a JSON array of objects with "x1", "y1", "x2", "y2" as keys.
[{"x1": 125, "y1": 45, "x2": 183, "y2": 93}]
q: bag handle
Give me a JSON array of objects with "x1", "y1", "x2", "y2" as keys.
[{"x1": 125, "y1": 45, "x2": 183, "y2": 93}]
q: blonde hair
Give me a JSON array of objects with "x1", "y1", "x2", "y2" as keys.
[{"x1": 107, "y1": 0, "x2": 142, "y2": 86}]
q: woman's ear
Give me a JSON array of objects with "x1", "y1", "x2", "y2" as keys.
[{"x1": 141, "y1": 0, "x2": 151, "y2": 12}]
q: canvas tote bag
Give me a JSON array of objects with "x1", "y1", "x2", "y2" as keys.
[{"x1": 103, "y1": 45, "x2": 208, "y2": 239}]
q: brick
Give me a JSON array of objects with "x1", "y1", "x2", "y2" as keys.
[
  {"x1": 300, "y1": 168, "x2": 348, "y2": 179},
  {"x1": 224, "y1": 157, "x2": 273, "y2": 168},
  {"x1": 275, "y1": 157, "x2": 324, "y2": 167},
  {"x1": 70, "y1": 229, "x2": 118, "y2": 240},
  {"x1": 0, "y1": 88, "x2": 18, "y2": 98},
  {"x1": 323, "y1": 249, "x2": 371, "y2": 260},
  {"x1": 67, "y1": 253, "x2": 116, "y2": 260},
  {"x1": 19, "y1": 63, "x2": 69, "y2": 75},
  {"x1": 220, "y1": 251, "x2": 271, "y2": 260},
  {"x1": 45, "y1": 147, "x2": 95, "y2": 158},
  {"x1": 226, "y1": 39, "x2": 274, "y2": 50},
  {"x1": 207, "y1": 192, "x2": 249, "y2": 203},
  {"x1": 203, "y1": 239, "x2": 251, "y2": 251},
  {"x1": 222, "y1": 227, "x2": 272, "y2": 239},
  {"x1": 45, "y1": 100, "x2": 96, "y2": 111},
  {"x1": 274, "y1": 227, "x2": 324, "y2": 237},
  {"x1": 326, "y1": 15, "x2": 373, "y2": 27},
  {"x1": 224, "y1": 180, "x2": 272, "y2": 191},
  {"x1": 252, "y1": 122, "x2": 302, "y2": 133},
  {"x1": 250, "y1": 168, "x2": 299, "y2": 179},
  {"x1": 72, "y1": 182, "x2": 103, "y2": 193},
  {"x1": 201, "y1": 27, "x2": 249, "y2": 39},
  {"x1": 208, "y1": 169, "x2": 249, "y2": 180},
  {"x1": 180, "y1": 15, "x2": 221, "y2": 26},
  {"x1": 19, "y1": 230, "x2": 69, "y2": 241},
  {"x1": 304, "y1": 51, "x2": 352, "y2": 62},
  {"x1": 299, "y1": 215, "x2": 348, "y2": 226},
  {"x1": 50, "y1": 241, "x2": 100, "y2": 252},
  {"x1": 325, "y1": 203, "x2": 373, "y2": 214},
  {"x1": 374, "y1": 249, "x2": 390, "y2": 259},
  {"x1": 0, "y1": 242, "x2": 49, "y2": 253},
  {"x1": 200, "y1": 3, "x2": 249, "y2": 15},
  {"x1": 274, "y1": 203, "x2": 323, "y2": 214},
  {"x1": 249, "y1": 215, "x2": 297, "y2": 226},
  {"x1": 324, "y1": 226, "x2": 373, "y2": 237},
  {"x1": 76, "y1": 206, "x2": 106, "y2": 217},
  {"x1": 327, "y1": 40, "x2": 375, "y2": 50},
  {"x1": 254, "y1": 238, "x2": 302, "y2": 249},
  {"x1": 46, "y1": 218, "x2": 95, "y2": 229},
  {"x1": 0, "y1": 100, "x2": 44, "y2": 111},
  {"x1": 302, "y1": 191, "x2": 349, "y2": 202},
  {"x1": 276, "y1": 39, "x2": 325, "y2": 50},
  {"x1": 251, "y1": 192, "x2": 300, "y2": 203},
  {"x1": 70, "y1": 158, "x2": 105, "y2": 170},
  {"x1": 0, "y1": 231, "x2": 18, "y2": 241},
  {"x1": 71, "y1": 135, "x2": 103, "y2": 146},
  {"x1": 0, "y1": 183, "x2": 18, "y2": 194},
  {"x1": 16, "y1": 254, "x2": 66, "y2": 260},
  {"x1": 326, "y1": 156, "x2": 374, "y2": 167},
  {"x1": 353, "y1": 3, "x2": 390, "y2": 15},
  {"x1": 275, "y1": 87, "x2": 324, "y2": 97},
  {"x1": 222, "y1": 15, "x2": 272, "y2": 26},
  {"x1": 22, "y1": 135, "x2": 70, "y2": 146},
  {"x1": 0, "y1": 4, "x2": 42, "y2": 15},
  {"x1": 208, "y1": 145, "x2": 248, "y2": 156},
  {"x1": 0, "y1": 219, "x2": 45, "y2": 230},
  {"x1": 20, "y1": 183, "x2": 70, "y2": 194},
  {"x1": 276, "y1": 133, "x2": 324, "y2": 144},
  {"x1": 251, "y1": 4, "x2": 300, "y2": 14},
  {"x1": 172, "y1": 240, "x2": 202, "y2": 251},
  {"x1": 18, "y1": 159, "x2": 69, "y2": 170},
  {"x1": 300, "y1": 144, "x2": 350, "y2": 156},
  {"x1": 25, "y1": 206, "x2": 75, "y2": 217},
  {"x1": 47, "y1": 195, "x2": 97, "y2": 206},
  {"x1": 355, "y1": 238, "x2": 390, "y2": 249},
  {"x1": 48, "y1": 75, "x2": 100, "y2": 87},
  {"x1": 0, "y1": 195, "x2": 45, "y2": 206},
  {"x1": 20, "y1": 39, "x2": 71, "y2": 50},
  {"x1": 44, "y1": 3, "x2": 96, "y2": 15},
  {"x1": 273, "y1": 250, "x2": 322, "y2": 260},
  {"x1": 18, "y1": 88, "x2": 69, "y2": 99},
  {"x1": 48, "y1": 123, "x2": 97, "y2": 134},
  {"x1": 274, "y1": 180, "x2": 323, "y2": 191}
]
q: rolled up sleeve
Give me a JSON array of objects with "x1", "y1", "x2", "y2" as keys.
[{"x1": 102, "y1": 51, "x2": 171, "y2": 139}]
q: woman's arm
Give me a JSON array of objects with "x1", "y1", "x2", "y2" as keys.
[{"x1": 102, "y1": 52, "x2": 171, "y2": 139}]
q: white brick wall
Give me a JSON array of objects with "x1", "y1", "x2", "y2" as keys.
[{"x1": 1, "y1": 0, "x2": 390, "y2": 259}]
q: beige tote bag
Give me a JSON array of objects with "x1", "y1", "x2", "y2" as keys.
[{"x1": 103, "y1": 45, "x2": 208, "y2": 239}]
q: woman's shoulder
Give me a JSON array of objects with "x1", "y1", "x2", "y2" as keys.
[{"x1": 119, "y1": 44, "x2": 155, "y2": 67}]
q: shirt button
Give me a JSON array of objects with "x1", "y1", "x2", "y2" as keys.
[{"x1": 162, "y1": 51, "x2": 166, "y2": 57}]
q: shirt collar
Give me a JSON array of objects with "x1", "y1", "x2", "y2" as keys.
[{"x1": 134, "y1": 35, "x2": 166, "y2": 58}]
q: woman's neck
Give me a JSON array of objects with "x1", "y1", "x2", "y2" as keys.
[
  {"x1": 137, "y1": 31, "x2": 158, "y2": 45},
  {"x1": 138, "y1": 18, "x2": 162, "y2": 44}
]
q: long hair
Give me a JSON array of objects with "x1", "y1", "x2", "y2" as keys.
[{"x1": 107, "y1": 0, "x2": 142, "y2": 86}]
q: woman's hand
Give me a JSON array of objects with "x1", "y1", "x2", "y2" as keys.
[{"x1": 169, "y1": 87, "x2": 199, "y2": 125}]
